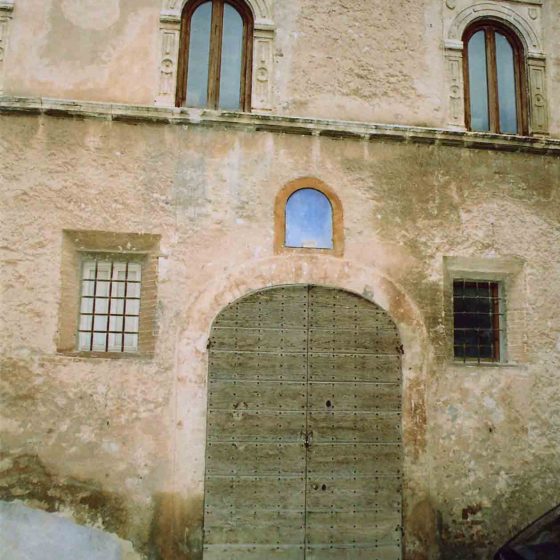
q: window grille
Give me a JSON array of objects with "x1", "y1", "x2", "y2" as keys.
[
  {"x1": 453, "y1": 280, "x2": 504, "y2": 362},
  {"x1": 78, "y1": 259, "x2": 141, "y2": 353}
]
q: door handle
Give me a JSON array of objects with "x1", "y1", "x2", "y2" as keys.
[{"x1": 304, "y1": 430, "x2": 314, "y2": 448}]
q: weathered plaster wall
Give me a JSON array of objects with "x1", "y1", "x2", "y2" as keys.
[
  {"x1": 2, "y1": 0, "x2": 559, "y2": 135},
  {"x1": 4, "y1": 0, "x2": 160, "y2": 104},
  {"x1": 1, "y1": 113, "x2": 559, "y2": 559}
]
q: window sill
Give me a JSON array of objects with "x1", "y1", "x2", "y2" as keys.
[
  {"x1": 450, "y1": 360, "x2": 526, "y2": 370},
  {"x1": 56, "y1": 351, "x2": 154, "y2": 361}
]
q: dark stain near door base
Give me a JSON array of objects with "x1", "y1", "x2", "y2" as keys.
[{"x1": 149, "y1": 493, "x2": 203, "y2": 560}]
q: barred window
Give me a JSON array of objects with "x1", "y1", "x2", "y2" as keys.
[
  {"x1": 453, "y1": 280, "x2": 504, "y2": 362},
  {"x1": 78, "y1": 258, "x2": 142, "y2": 353}
]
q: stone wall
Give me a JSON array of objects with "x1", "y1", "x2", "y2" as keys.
[
  {"x1": 1, "y1": 0, "x2": 558, "y2": 135},
  {"x1": 1, "y1": 112, "x2": 559, "y2": 558}
]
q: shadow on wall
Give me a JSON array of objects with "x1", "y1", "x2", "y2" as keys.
[
  {"x1": 0, "y1": 501, "x2": 138, "y2": 560},
  {"x1": 0, "y1": 454, "x2": 204, "y2": 559}
]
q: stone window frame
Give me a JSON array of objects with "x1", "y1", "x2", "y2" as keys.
[
  {"x1": 57, "y1": 230, "x2": 160, "y2": 359},
  {"x1": 0, "y1": 0, "x2": 15, "y2": 95},
  {"x1": 274, "y1": 177, "x2": 345, "y2": 257},
  {"x1": 443, "y1": 256, "x2": 526, "y2": 366},
  {"x1": 156, "y1": 0, "x2": 275, "y2": 112},
  {"x1": 444, "y1": 0, "x2": 548, "y2": 136}
]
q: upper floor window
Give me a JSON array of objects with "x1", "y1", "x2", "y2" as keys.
[
  {"x1": 176, "y1": 0, "x2": 253, "y2": 111},
  {"x1": 463, "y1": 21, "x2": 528, "y2": 135}
]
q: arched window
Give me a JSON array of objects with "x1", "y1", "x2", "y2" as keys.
[
  {"x1": 285, "y1": 189, "x2": 333, "y2": 249},
  {"x1": 274, "y1": 178, "x2": 344, "y2": 256},
  {"x1": 176, "y1": 0, "x2": 253, "y2": 111},
  {"x1": 463, "y1": 21, "x2": 527, "y2": 135}
]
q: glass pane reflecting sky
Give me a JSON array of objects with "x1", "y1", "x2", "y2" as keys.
[
  {"x1": 468, "y1": 30, "x2": 489, "y2": 132},
  {"x1": 496, "y1": 32, "x2": 517, "y2": 134},
  {"x1": 187, "y1": 2, "x2": 212, "y2": 107},
  {"x1": 285, "y1": 189, "x2": 333, "y2": 249},
  {"x1": 219, "y1": 4, "x2": 243, "y2": 110}
]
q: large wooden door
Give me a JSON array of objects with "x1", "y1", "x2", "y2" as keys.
[{"x1": 204, "y1": 286, "x2": 402, "y2": 560}]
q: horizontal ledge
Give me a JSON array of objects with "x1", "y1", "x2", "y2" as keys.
[{"x1": 1, "y1": 95, "x2": 559, "y2": 156}]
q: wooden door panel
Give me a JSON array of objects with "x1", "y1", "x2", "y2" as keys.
[
  {"x1": 207, "y1": 441, "x2": 306, "y2": 477},
  {"x1": 211, "y1": 326, "x2": 308, "y2": 352},
  {"x1": 306, "y1": 511, "x2": 401, "y2": 544},
  {"x1": 204, "y1": 509, "x2": 306, "y2": 544},
  {"x1": 208, "y1": 380, "x2": 307, "y2": 410},
  {"x1": 308, "y1": 383, "x2": 401, "y2": 412},
  {"x1": 307, "y1": 443, "x2": 401, "y2": 476},
  {"x1": 308, "y1": 411, "x2": 401, "y2": 443},
  {"x1": 306, "y1": 476, "x2": 401, "y2": 510},
  {"x1": 204, "y1": 545, "x2": 304, "y2": 560},
  {"x1": 308, "y1": 354, "x2": 401, "y2": 382},
  {"x1": 216, "y1": 301, "x2": 308, "y2": 329},
  {"x1": 205, "y1": 476, "x2": 305, "y2": 510},
  {"x1": 305, "y1": 287, "x2": 402, "y2": 559},
  {"x1": 207, "y1": 410, "x2": 306, "y2": 442},
  {"x1": 210, "y1": 352, "x2": 307, "y2": 381},
  {"x1": 305, "y1": 544, "x2": 402, "y2": 560},
  {"x1": 308, "y1": 329, "x2": 400, "y2": 354},
  {"x1": 309, "y1": 305, "x2": 399, "y2": 329}
]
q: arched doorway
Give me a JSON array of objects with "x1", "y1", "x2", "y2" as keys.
[{"x1": 203, "y1": 285, "x2": 403, "y2": 559}]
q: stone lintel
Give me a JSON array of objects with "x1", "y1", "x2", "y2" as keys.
[{"x1": 1, "y1": 95, "x2": 559, "y2": 156}]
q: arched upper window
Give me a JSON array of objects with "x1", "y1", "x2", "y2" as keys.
[
  {"x1": 274, "y1": 178, "x2": 344, "y2": 256},
  {"x1": 463, "y1": 21, "x2": 528, "y2": 135},
  {"x1": 285, "y1": 189, "x2": 333, "y2": 249},
  {"x1": 176, "y1": 0, "x2": 253, "y2": 111}
]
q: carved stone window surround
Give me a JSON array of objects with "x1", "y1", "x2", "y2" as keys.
[
  {"x1": 443, "y1": 0, "x2": 549, "y2": 136},
  {"x1": 156, "y1": 0, "x2": 274, "y2": 112},
  {"x1": 0, "y1": 0, "x2": 14, "y2": 95}
]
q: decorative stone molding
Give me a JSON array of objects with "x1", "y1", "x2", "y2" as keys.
[
  {"x1": 443, "y1": 1, "x2": 549, "y2": 135},
  {"x1": 2, "y1": 95, "x2": 559, "y2": 156},
  {"x1": 156, "y1": 0, "x2": 275, "y2": 111},
  {"x1": 0, "y1": 0, "x2": 14, "y2": 95}
]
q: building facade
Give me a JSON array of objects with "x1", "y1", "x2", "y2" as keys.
[{"x1": 1, "y1": 1, "x2": 559, "y2": 559}]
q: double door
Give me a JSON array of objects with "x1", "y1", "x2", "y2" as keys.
[{"x1": 204, "y1": 285, "x2": 402, "y2": 559}]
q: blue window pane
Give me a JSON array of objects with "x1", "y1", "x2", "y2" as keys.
[
  {"x1": 468, "y1": 30, "x2": 489, "y2": 132},
  {"x1": 186, "y1": 2, "x2": 212, "y2": 108},
  {"x1": 219, "y1": 3, "x2": 243, "y2": 110},
  {"x1": 495, "y1": 32, "x2": 518, "y2": 134},
  {"x1": 285, "y1": 189, "x2": 333, "y2": 249}
]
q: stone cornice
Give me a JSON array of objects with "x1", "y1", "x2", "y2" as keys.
[
  {"x1": 1, "y1": 95, "x2": 559, "y2": 156},
  {"x1": 0, "y1": 0, "x2": 14, "y2": 12}
]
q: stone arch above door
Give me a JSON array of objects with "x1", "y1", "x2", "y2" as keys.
[{"x1": 172, "y1": 256, "x2": 432, "y2": 559}]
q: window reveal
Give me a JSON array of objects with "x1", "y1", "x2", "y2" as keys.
[
  {"x1": 78, "y1": 259, "x2": 142, "y2": 353},
  {"x1": 453, "y1": 280, "x2": 504, "y2": 362},
  {"x1": 463, "y1": 22, "x2": 527, "y2": 135},
  {"x1": 177, "y1": 0, "x2": 253, "y2": 110}
]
